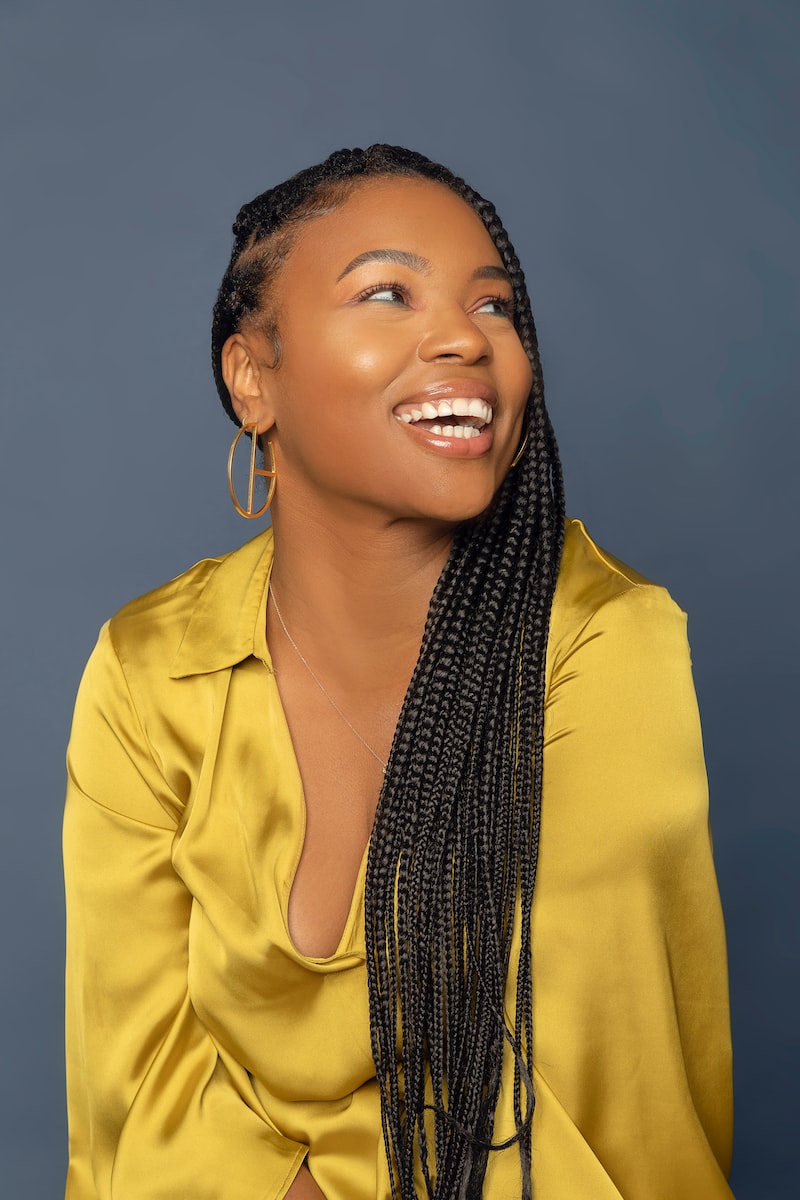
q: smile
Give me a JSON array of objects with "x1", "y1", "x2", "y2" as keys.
[{"x1": 393, "y1": 398, "x2": 494, "y2": 440}]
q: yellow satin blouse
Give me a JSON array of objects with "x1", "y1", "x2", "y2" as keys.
[{"x1": 63, "y1": 518, "x2": 734, "y2": 1199}]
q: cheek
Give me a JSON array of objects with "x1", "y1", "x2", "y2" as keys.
[
  {"x1": 276, "y1": 333, "x2": 408, "y2": 442},
  {"x1": 322, "y1": 320, "x2": 410, "y2": 391},
  {"x1": 275, "y1": 326, "x2": 401, "y2": 447},
  {"x1": 506, "y1": 339, "x2": 534, "y2": 404}
]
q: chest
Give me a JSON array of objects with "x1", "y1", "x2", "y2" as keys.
[{"x1": 272, "y1": 655, "x2": 403, "y2": 958}]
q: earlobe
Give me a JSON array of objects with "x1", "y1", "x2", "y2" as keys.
[{"x1": 221, "y1": 332, "x2": 276, "y2": 432}]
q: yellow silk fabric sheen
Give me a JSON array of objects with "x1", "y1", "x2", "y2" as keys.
[{"x1": 63, "y1": 520, "x2": 734, "y2": 1199}]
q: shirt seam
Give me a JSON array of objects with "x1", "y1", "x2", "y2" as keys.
[{"x1": 553, "y1": 576, "x2": 680, "y2": 679}]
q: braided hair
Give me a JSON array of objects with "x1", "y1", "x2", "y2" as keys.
[{"x1": 212, "y1": 146, "x2": 565, "y2": 1199}]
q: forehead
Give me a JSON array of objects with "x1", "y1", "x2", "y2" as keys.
[{"x1": 286, "y1": 176, "x2": 504, "y2": 274}]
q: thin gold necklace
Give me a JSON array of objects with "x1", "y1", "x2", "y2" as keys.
[{"x1": 268, "y1": 582, "x2": 388, "y2": 774}]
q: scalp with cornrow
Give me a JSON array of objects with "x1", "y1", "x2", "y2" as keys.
[{"x1": 211, "y1": 145, "x2": 565, "y2": 1199}]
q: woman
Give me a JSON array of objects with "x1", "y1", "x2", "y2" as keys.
[{"x1": 64, "y1": 145, "x2": 734, "y2": 1198}]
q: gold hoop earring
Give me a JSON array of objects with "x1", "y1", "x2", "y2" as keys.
[
  {"x1": 510, "y1": 422, "x2": 529, "y2": 469},
  {"x1": 227, "y1": 423, "x2": 277, "y2": 518}
]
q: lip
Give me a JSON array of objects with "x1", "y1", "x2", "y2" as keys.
[
  {"x1": 398, "y1": 421, "x2": 495, "y2": 458},
  {"x1": 404, "y1": 378, "x2": 497, "y2": 409},
  {"x1": 391, "y1": 378, "x2": 498, "y2": 458}
]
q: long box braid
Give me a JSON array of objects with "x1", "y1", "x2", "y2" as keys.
[{"x1": 211, "y1": 145, "x2": 566, "y2": 1199}]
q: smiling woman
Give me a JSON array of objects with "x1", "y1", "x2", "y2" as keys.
[
  {"x1": 219, "y1": 175, "x2": 532, "y2": 523},
  {"x1": 63, "y1": 146, "x2": 735, "y2": 1199}
]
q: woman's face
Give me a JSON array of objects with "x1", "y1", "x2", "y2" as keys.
[{"x1": 227, "y1": 176, "x2": 533, "y2": 528}]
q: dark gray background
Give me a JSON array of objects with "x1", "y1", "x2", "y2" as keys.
[{"x1": 1, "y1": 0, "x2": 797, "y2": 1195}]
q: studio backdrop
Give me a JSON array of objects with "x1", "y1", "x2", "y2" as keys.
[{"x1": 0, "y1": 2, "x2": 797, "y2": 1196}]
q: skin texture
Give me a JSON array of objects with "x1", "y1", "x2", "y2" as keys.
[
  {"x1": 287, "y1": 1164, "x2": 328, "y2": 1199},
  {"x1": 221, "y1": 175, "x2": 531, "y2": 972}
]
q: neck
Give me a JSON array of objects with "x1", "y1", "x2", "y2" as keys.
[{"x1": 267, "y1": 497, "x2": 456, "y2": 690}]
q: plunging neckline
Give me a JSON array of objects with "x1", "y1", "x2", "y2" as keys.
[{"x1": 264, "y1": 664, "x2": 373, "y2": 965}]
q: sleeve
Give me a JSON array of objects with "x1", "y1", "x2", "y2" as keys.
[
  {"x1": 533, "y1": 583, "x2": 734, "y2": 1197},
  {"x1": 64, "y1": 623, "x2": 308, "y2": 1199}
]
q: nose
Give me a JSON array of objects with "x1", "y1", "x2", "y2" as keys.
[{"x1": 417, "y1": 304, "x2": 492, "y2": 364}]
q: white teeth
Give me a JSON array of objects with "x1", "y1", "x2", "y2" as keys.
[
  {"x1": 396, "y1": 398, "x2": 493, "y2": 430},
  {"x1": 448, "y1": 398, "x2": 492, "y2": 424},
  {"x1": 430, "y1": 424, "x2": 443, "y2": 434}
]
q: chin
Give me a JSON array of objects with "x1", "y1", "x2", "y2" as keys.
[{"x1": 408, "y1": 487, "x2": 502, "y2": 528}]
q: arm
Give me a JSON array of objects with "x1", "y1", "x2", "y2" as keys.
[
  {"x1": 534, "y1": 582, "x2": 734, "y2": 1194},
  {"x1": 64, "y1": 624, "x2": 308, "y2": 1199}
]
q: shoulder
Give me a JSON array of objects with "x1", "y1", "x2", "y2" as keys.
[
  {"x1": 103, "y1": 529, "x2": 273, "y2": 677},
  {"x1": 70, "y1": 531, "x2": 274, "y2": 817},
  {"x1": 543, "y1": 522, "x2": 707, "y2": 826},
  {"x1": 105, "y1": 556, "x2": 222, "y2": 664},
  {"x1": 548, "y1": 518, "x2": 688, "y2": 669}
]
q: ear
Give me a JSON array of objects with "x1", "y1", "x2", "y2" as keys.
[{"x1": 221, "y1": 331, "x2": 277, "y2": 433}]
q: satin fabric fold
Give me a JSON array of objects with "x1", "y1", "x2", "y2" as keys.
[{"x1": 64, "y1": 519, "x2": 734, "y2": 1198}]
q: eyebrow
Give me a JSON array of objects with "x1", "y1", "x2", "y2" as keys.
[
  {"x1": 335, "y1": 248, "x2": 512, "y2": 287},
  {"x1": 336, "y1": 249, "x2": 430, "y2": 280},
  {"x1": 470, "y1": 264, "x2": 512, "y2": 285}
]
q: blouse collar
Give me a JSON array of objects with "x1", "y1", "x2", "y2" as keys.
[{"x1": 170, "y1": 527, "x2": 275, "y2": 678}]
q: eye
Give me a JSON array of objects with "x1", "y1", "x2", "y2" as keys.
[
  {"x1": 474, "y1": 295, "x2": 515, "y2": 318},
  {"x1": 357, "y1": 281, "x2": 409, "y2": 305}
]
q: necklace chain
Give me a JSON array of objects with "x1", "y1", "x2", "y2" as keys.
[{"x1": 268, "y1": 582, "x2": 388, "y2": 774}]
